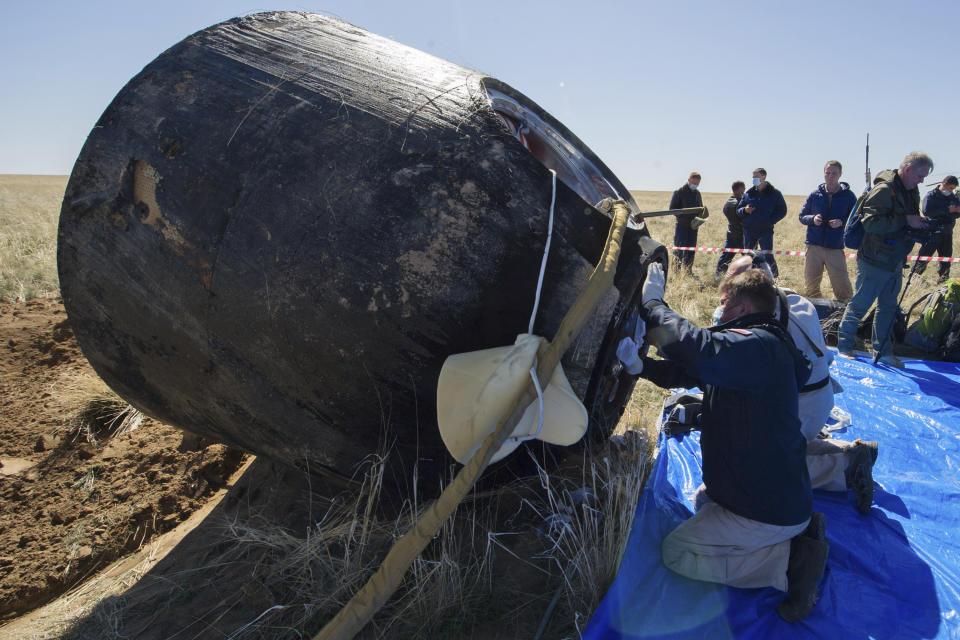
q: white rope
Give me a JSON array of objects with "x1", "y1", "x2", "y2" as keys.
[
  {"x1": 510, "y1": 169, "x2": 558, "y2": 446},
  {"x1": 528, "y1": 169, "x2": 557, "y2": 334},
  {"x1": 507, "y1": 359, "x2": 546, "y2": 445}
]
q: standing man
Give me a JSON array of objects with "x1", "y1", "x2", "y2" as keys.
[
  {"x1": 738, "y1": 168, "x2": 788, "y2": 278},
  {"x1": 618, "y1": 264, "x2": 827, "y2": 623},
  {"x1": 671, "y1": 171, "x2": 704, "y2": 271},
  {"x1": 716, "y1": 180, "x2": 746, "y2": 278},
  {"x1": 917, "y1": 175, "x2": 960, "y2": 282},
  {"x1": 798, "y1": 161, "x2": 857, "y2": 301},
  {"x1": 837, "y1": 152, "x2": 934, "y2": 367}
]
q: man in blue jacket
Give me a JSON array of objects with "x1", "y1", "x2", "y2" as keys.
[
  {"x1": 917, "y1": 175, "x2": 960, "y2": 281},
  {"x1": 738, "y1": 168, "x2": 787, "y2": 277},
  {"x1": 670, "y1": 171, "x2": 704, "y2": 271},
  {"x1": 798, "y1": 160, "x2": 857, "y2": 301},
  {"x1": 618, "y1": 265, "x2": 827, "y2": 622}
]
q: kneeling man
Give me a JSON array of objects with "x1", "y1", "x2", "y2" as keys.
[{"x1": 619, "y1": 264, "x2": 828, "y2": 622}]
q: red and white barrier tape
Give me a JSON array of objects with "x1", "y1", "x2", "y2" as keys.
[{"x1": 668, "y1": 246, "x2": 960, "y2": 263}]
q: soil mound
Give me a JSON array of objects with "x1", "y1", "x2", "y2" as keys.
[{"x1": 0, "y1": 298, "x2": 248, "y2": 620}]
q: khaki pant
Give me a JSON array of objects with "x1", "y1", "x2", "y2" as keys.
[
  {"x1": 807, "y1": 438, "x2": 853, "y2": 491},
  {"x1": 661, "y1": 488, "x2": 808, "y2": 592},
  {"x1": 799, "y1": 384, "x2": 851, "y2": 491},
  {"x1": 804, "y1": 244, "x2": 853, "y2": 301}
]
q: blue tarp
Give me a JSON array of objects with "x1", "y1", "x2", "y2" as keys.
[{"x1": 583, "y1": 355, "x2": 960, "y2": 639}]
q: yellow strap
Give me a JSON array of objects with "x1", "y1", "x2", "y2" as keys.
[{"x1": 314, "y1": 201, "x2": 631, "y2": 640}]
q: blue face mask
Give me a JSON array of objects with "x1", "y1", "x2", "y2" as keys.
[
  {"x1": 712, "y1": 305, "x2": 724, "y2": 325},
  {"x1": 752, "y1": 177, "x2": 762, "y2": 187},
  {"x1": 689, "y1": 183, "x2": 698, "y2": 191}
]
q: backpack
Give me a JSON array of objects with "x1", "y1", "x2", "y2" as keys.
[
  {"x1": 914, "y1": 278, "x2": 960, "y2": 341},
  {"x1": 905, "y1": 278, "x2": 960, "y2": 352},
  {"x1": 843, "y1": 176, "x2": 895, "y2": 250}
]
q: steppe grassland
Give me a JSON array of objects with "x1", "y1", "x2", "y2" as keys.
[
  {"x1": 0, "y1": 174, "x2": 66, "y2": 301},
  {"x1": 3, "y1": 176, "x2": 956, "y2": 636}
]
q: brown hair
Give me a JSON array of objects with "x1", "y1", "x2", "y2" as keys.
[
  {"x1": 824, "y1": 160, "x2": 842, "y2": 173},
  {"x1": 720, "y1": 269, "x2": 776, "y2": 314}
]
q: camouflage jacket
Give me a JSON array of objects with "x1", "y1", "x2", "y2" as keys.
[{"x1": 859, "y1": 169, "x2": 921, "y2": 271}]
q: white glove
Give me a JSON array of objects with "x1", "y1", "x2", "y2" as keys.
[
  {"x1": 642, "y1": 263, "x2": 666, "y2": 304},
  {"x1": 689, "y1": 216, "x2": 706, "y2": 230},
  {"x1": 616, "y1": 337, "x2": 644, "y2": 375}
]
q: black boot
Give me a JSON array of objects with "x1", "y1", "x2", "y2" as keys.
[
  {"x1": 777, "y1": 535, "x2": 829, "y2": 623},
  {"x1": 802, "y1": 511, "x2": 826, "y2": 542},
  {"x1": 845, "y1": 440, "x2": 878, "y2": 515}
]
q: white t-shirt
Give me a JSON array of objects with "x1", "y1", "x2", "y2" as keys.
[{"x1": 775, "y1": 288, "x2": 833, "y2": 387}]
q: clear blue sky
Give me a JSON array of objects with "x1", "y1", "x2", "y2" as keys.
[{"x1": 2, "y1": 0, "x2": 957, "y2": 195}]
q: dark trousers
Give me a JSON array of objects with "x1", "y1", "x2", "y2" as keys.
[
  {"x1": 742, "y1": 228, "x2": 779, "y2": 278},
  {"x1": 673, "y1": 225, "x2": 699, "y2": 269},
  {"x1": 716, "y1": 230, "x2": 744, "y2": 275},
  {"x1": 916, "y1": 227, "x2": 954, "y2": 279}
]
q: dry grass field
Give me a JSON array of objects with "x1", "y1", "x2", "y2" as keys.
[
  {"x1": 1, "y1": 175, "x2": 956, "y2": 638},
  {"x1": 0, "y1": 175, "x2": 65, "y2": 302}
]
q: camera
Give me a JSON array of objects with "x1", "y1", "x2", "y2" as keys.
[{"x1": 906, "y1": 216, "x2": 946, "y2": 245}]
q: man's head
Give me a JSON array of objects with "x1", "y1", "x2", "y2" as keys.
[
  {"x1": 898, "y1": 152, "x2": 934, "y2": 190},
  {"x1": 941, "y1": 175, "x2": 958, "y2": 194},
  {"x1": 823, "y1": 160, "x2": 842, "y2": 191},
  {"x1": 718, "y1": 269, "x2": 777, "y2": 323},
  {"x1": 688, "y1": 171, "x2": 702, "y2": 190},
  {"x1": 752, "y1": 168, "x2": 767, "y2": 189},
  {"x1": 731, "y1": 180, "x2": 745, "y2": 198}
]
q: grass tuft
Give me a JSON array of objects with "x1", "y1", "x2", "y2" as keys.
[{"x1": 52, "y1": 373, "x2": 143, "y2": 443}]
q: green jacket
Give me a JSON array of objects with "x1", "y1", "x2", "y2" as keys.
[{"x1": 858, "y1": 169, "x2": 922, "y2": 270}]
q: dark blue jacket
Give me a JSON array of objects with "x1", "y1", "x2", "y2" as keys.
[
  {"x1": 639, "y1": 303, "x2": 812, "y2": 526},
  {"x1": 922, "y1": 187, "x2": 960, "y2": 229},
  {"x1": 670, "y1": 184, "x2": 704, "y2": 229},
  {"x1": 798, "y1": 182, "x2": 858, "y2": 249},
  {"x1": 737, "y1": 182, "x2": 787, "y2": 232}
]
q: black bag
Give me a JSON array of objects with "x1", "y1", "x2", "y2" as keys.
[
  {"x1": 808, "y1": 297, "x2": 845, "y2": 346},
  {"x1": 843, "y1": 191, "x2": 869, "y2": 249},
  {"x1": 857, "y1": 307, "x2": 907, "y2": 343},
  {"x1": 939, "y1": 313, "x2": 960, "y2": 362}
]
